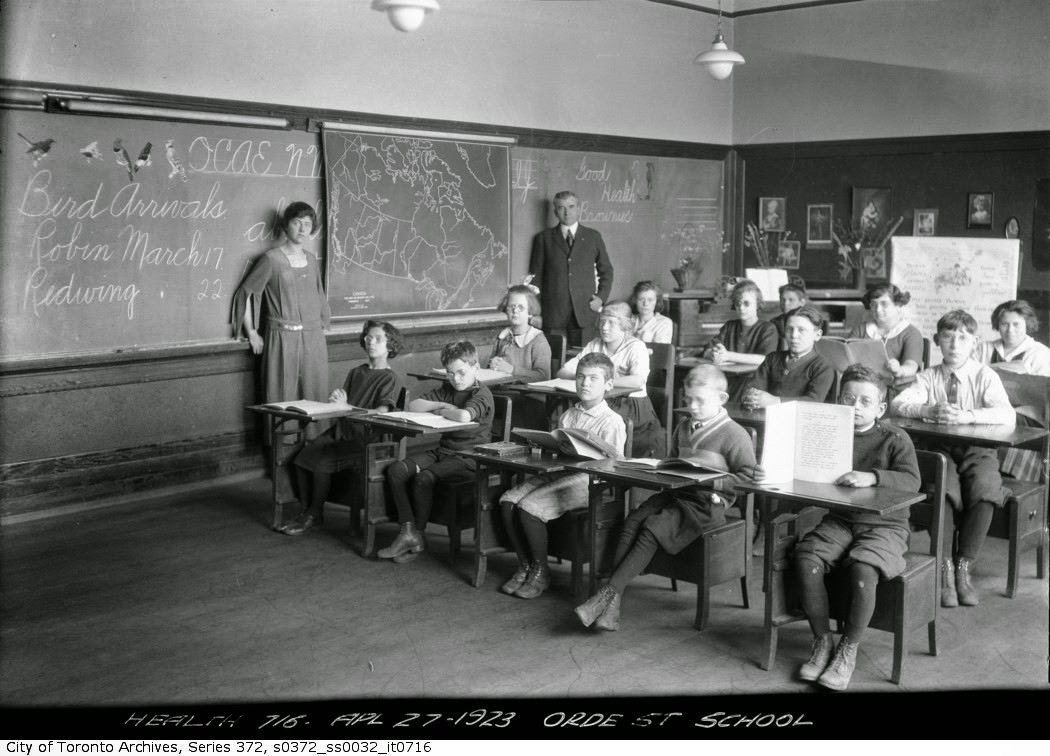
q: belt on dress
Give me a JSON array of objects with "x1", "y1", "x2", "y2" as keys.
[{"x1": 268, "y1": 318, "x2": 304, "y2": 332}]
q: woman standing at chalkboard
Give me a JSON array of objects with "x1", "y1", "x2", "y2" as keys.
[{"x1": 232, "y1": 202, "x2": 330, "y2": 408}]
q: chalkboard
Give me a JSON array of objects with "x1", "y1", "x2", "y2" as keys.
[
  {"x1": 510, "y1": 147, "x2": 724, "y2": 297},
  {"x1": 323, "y1": 128, "x2": 511, "y2": 318},
  {"x1": 890, "y1": 237, "x2": 1019, "y2": 346},
  {"x1": 0, "y1": 108, "x2": 323, "y2": 360}
]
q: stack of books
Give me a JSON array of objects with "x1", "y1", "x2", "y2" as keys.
[{"x1": 474, "y1": 441, "x2": 530, "y2": 458}]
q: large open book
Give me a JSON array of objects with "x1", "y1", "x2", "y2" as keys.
[
  {"x1": 380, "y1": 411, "x2": 476, "y2": 430},
  {"x1": 511, "y1": 427, "x2": 623, "y2": 460},
  {"x1": 815, "y1": 337, "x2": 891, "y2": 381},
  {"x1": 262, "y1": 399, "x2": 361, "y2": 417},
  {"x1": 525, "y1": 378, "x2": 579, "y2": 393},
  {"x1": 761, "y1": 401, "x2": 853, "y2": 484},
  {"x1": 614, "y1": 450, "x2": 728, "y2": 483}
]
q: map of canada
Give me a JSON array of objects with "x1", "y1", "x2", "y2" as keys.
[{"x1": 324, "y1": 131, "x2": 510, "y2": 316}]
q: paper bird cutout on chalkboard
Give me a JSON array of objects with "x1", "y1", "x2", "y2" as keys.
[
  {"x1": 79, "y1": 140, "x2": 103, "y2": 162},
  {"x1": 113, "y1": 138, "x2": 153, "y2": 183},
  {"x1": 17, "y1": 132, "x2": 55, "y2": 165},
  {"x1": 165, "y1": 139, "x2": 188, "y2": 182}
]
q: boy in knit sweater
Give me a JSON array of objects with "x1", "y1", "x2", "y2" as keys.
[
  {"x1": 793, "y1": 364, "x2": 920, "y2": 691},
  {"x1": 573, "y1": 364, "x2": 757, "y2": 631}
]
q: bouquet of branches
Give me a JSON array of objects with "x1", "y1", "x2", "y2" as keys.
[
  {"x1": 832, "y1": 216, "x2": 904, "y2": 281},
  {"x1": 744, "y1": 222, "x2": 775, "y2": 268}
]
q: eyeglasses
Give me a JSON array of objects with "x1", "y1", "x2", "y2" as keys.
[{"x1": 505, "y1": 304, "x2": 528, "y2": 313}]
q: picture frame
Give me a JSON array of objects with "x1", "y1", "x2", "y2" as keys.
[
  {"x1": 967, "y1": 192, "x2": 993, "y2": 229},
  {"x1": 861, "y1": 247, "x2": 887, "y2": 280},
  {"x1": 776, "y1": 239, "x2": 801, "y2": 269},
  {"x1": 914, "y1": 208, "x2": 938, "y2": 236},
  {"x1": 759, "y1": 197, "x2": 786, "y2": 232},
  {"x1": 1004, "y1": 216, "x2": 1020, "y2": 239},
  {"x1": 852, "y1": 187, "x2": 891, "y2": 234},
  {"x1": 806, "y1": 204, "x2": 833, "y2": 248}
]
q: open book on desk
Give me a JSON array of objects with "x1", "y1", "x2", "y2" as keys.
[
  {"x1": 614, "y1": 450, "x2": 727, "y2": 483},
  {"x1": 525, "y1": 378, "x2": 579, "y2": 393},
  {"x1": 761, "y1": 400, "x2": 853, "y2": 484},
  {"x1": 378, "y1": 411, "x2": 477, "y2": 430},
  {"x1": 261, "y1": 399, "x2": 364, "y2": 417},
  {"x1": 511, "y1": 427, "x2": 623, "y2": 460}
]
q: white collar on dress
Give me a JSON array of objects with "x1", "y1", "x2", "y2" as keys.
[
  {"x1": 497, "y1": 325, "x2": 541, "y2": 347},
  {"x1": 862, "y1": 318, "x2": 911, "y2": 340}
]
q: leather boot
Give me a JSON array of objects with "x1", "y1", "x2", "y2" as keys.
[
  {"x1": 798, "y1": 633, "x2": 835, "y2": 682},
  {"x1": 575, "y1": 585, "x2": 616, "y2": 627},
  {"x1": 514, "y1": 561, "x2": 551, "y2": 599},
  {"x1": 955, "y1": 557, "x2": 979, "y2": 606},
  {"x1": 941, "y1": 558, "x2": 958, "y2": 608},
  {"x1": 501, "y1": 562, "x2": 530, "y2": 595},
  {"x1": 377, "y1": 523, "x2": 422, "y2": 559},
  {"x1": 594, "y1": 591, "x2": 621, "y2": 631},
  {"x1": 818, "y1": 639, "x2": 858, "y2": 691},
  {"x1": 393, "y1": 533, "x2": 426, "y2": 563}
]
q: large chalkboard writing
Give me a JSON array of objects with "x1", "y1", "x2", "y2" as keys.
[
  {"x1": 0, "y1": 109, "x2": 322, "y2": 359},
  {"x1": 323, "y1": 128, "x2": 511, "y2": 318},
  {"x1": 510, "y1": 147, "x2": 724, "y2": 297}
]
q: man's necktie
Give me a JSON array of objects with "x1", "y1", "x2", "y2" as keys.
[
  {"x1": 565, "y1": 230, "x2": 574, "y2": 250},
  {"x1": 946, "y1": 373, "x2": 960, "y2": 404}
]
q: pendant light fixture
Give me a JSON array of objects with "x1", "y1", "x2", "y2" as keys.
[
  {"x1": 694, "y1": 0, "x2": 745, "y2": 80},
  {"x1": 372, "y1": 0, "x2": 440, "y2": 33}
]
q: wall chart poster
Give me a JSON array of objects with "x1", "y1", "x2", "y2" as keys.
[{"x1": 322, "y1": 128, "x2": 511, "y2": 318}]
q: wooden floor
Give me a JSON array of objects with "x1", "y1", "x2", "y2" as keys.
[{"x1": 2, "y1": 476, "x2": 1047, "y2": 714}]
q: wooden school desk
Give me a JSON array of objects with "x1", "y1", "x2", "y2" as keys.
[
  {"x1": 455, "y1": 448, "x2": 572, "y2": 588},
  {"x1": 569, "y1": 458, "x2": 727, "y2": 595},
  {"x1": 676, "y1": 356, "x2": 760, "y2": 377},
  {"x1": 887, "y1": 417, "x2": 1048, "y2": 450},
  {"x1": 734, "y1": 478, "x2": 927, "y2": 671},
  {"x1": 247, "y1": 403, "x2": 369, "y2": 530},
  {"x1": 501, "y1": 379, "x2": 635, "y2": 420}
]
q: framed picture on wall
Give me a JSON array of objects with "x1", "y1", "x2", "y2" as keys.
[
  {"x1": 776, "y1": 240, "x2": 801, "y2": 269},
  {"x1": 914, "y1": 208, "x2": 938, "y2": 236},
  {"x1": 759, "y1": 197, "x2": 786, "y2": 232},
  {"x1": 967, "y1": 192, "x2": 993, "y2": 228},
  {"x1": 852, "y1": 187, "x2": 891, "y2": 234},
  {"x1": 806, "y1": 204, "x2": 833, "y2": 248}
]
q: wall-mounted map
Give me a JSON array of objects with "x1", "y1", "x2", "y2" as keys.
[{"x1": 323, "y1": 128, "x2": 510, "y2": 318}]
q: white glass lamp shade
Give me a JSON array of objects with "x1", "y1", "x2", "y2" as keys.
[
  {"x1": 372, "y1": 0, "x2": 440, "y2": 32},
  {"x1": 694, "y1": 34, "x2": 745, "y2": 80}
]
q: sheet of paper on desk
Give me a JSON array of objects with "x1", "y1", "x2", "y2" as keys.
[
  {"x1": 527, "y1": 378, "x2": 579, "y2": 393},
  {"x1": 381, "y1": 411, "x2": 475, "y2": 429},
  {"x1": 262, "y1": 399, "x2": 353, "y2": 416},
  {"x1": 745, "y1": 267, "x2": 788, "y2": 302},
  {"x1": 761, "y1": 401, "x2": 853, "y2": 483}
]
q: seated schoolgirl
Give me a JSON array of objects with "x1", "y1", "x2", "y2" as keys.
[
  {"x1": 486, "y1": 284, "x2": 552, "y2": 429},
  {"x1": 558, "y1": 301, "x2": 667, "y2": 458},
  {"x1": 630, "y1": 280, "x2": 674, "y2": 344},
  {"x1": 706, "y1": 279, "x2": 779, "y2": 367},
  {"x1": 742, "y1": 304, "x2": 835, "y2": 409},
  {"x1": 285, "y1": 320, "x2": 406, "y2": 535},
  {"x1": 849, "y1": 284, "x2": 924, "y2": 383}
]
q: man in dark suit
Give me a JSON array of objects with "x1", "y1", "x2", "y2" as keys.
[{"x1": 528, "y1": 190, "x2": 614, "y2": 347}]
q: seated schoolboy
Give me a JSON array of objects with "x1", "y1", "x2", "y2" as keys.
[
  {"x1": 890, "y1": 309, "x2": 1015, "y2": 608},
  {"x1": 706, "y1": 279, "x2": 779, "y2": 367},
  {"x1": 558, "y1": 301, "x2": 665, "y2": 458},
  {"x1": 378, "y1": 340, "x2": 494, "y2": 564},
  {"x1": 771, "y1": 282, "x2": 807, "y2": 351},
  {"x1": 284, "y1": 320, "x2": 406, "y2": 536},
  {"x1": 742, "y1": 304, "x2": 836, "y2": 409},
  {"x1": 500, "y1": 353, "x2": 627, "y2": 600},
  {"x1": 573, "y1": 364, "x2": 756, "y2": 630},
  {"x1": 791, "y1": 364, "x2": 921, "y2": 691},
  {"x1": 630, "y1": 280, "x2": 674, "y2": 344}
]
